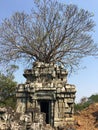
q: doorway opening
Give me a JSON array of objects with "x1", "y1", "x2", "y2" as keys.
[{"x1": 40, "y1": 100, "x2": 51, "y2": 124}]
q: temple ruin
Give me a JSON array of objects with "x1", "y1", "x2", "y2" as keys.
[{"x1": 16, "y1": 62, "x2": 76, "y2": 128}]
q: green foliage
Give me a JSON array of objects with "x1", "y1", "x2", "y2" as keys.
[
  {"x1": 88, "y1": 94, "x2": 98, "y2": 103},
  {"x1": 0, "y1": 72, "x2": 17, "y2": 109},
  {"x1": 74, "y1": 94, "x2": 98, "y2": 112},
  {"x1": 74, "y1": 101, "x2": 90, "y2": 112}
]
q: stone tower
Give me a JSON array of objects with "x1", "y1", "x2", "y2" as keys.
[{"x1": 16, "y1": 62, "x2": 76, "y2": 127}]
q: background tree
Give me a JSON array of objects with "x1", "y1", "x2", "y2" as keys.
[
  {"x1": 0, "y1": 65, "x2": 18, "y2": 109},
  {"x1": 74, "y1": 93, "x2": 98, "y2": 112},
  {"x1": 88, "y1": 94, "x2": 98, "y2": 103},
  {"x1": 80, "y1": 96, "x2": 88, "y2": 104},
  {"x1": 0, "y1": 0, "x2": 98, "y2": 72}
]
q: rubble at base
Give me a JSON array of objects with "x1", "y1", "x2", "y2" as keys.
[{"x1": 0, "y1": 107, "x2": 76, "y2": 130}]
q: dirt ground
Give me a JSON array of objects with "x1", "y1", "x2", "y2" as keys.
[{"x1": 74, "y1": 103, "x2": 98, "y2": 130}]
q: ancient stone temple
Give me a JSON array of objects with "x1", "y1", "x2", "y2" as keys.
[{"x1": 16, "y1": 62, "x2": 76, "y2": 128}]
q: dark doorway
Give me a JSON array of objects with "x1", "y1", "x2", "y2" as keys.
[{"x1": 40, "y1": 101, "x2": 50, "y2": 124}]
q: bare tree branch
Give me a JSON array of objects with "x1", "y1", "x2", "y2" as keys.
[{"x1": 0, "y1": 0, "x2": 98, "y2": 72}]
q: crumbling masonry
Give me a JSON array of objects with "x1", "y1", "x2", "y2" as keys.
[{"x1": 16, "y1": 62, "x2": 76, "y2": 128}]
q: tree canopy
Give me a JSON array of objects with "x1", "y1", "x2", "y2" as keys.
[
  {"x1": 0, "y1": 0, "x2": 98, "y2": 72},
  {"x1": 0, "y1": 72, "x2": 17, "y2": 109}
]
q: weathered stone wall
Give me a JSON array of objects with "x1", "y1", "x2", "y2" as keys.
[
  {"x1": 0, "y1": 107, "x2": 55, "y2": 130},
  {"x1": 16, "y1": 62, "x2": 76, "y2": 128}
]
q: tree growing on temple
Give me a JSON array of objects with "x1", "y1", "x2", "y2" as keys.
[{"x1": 0, "y1": 0, "x2": 98, "y2": 72}]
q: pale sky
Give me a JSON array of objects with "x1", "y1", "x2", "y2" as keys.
[{"x1": 0, "y1": 0, "x2": 98, "y2": 102}]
